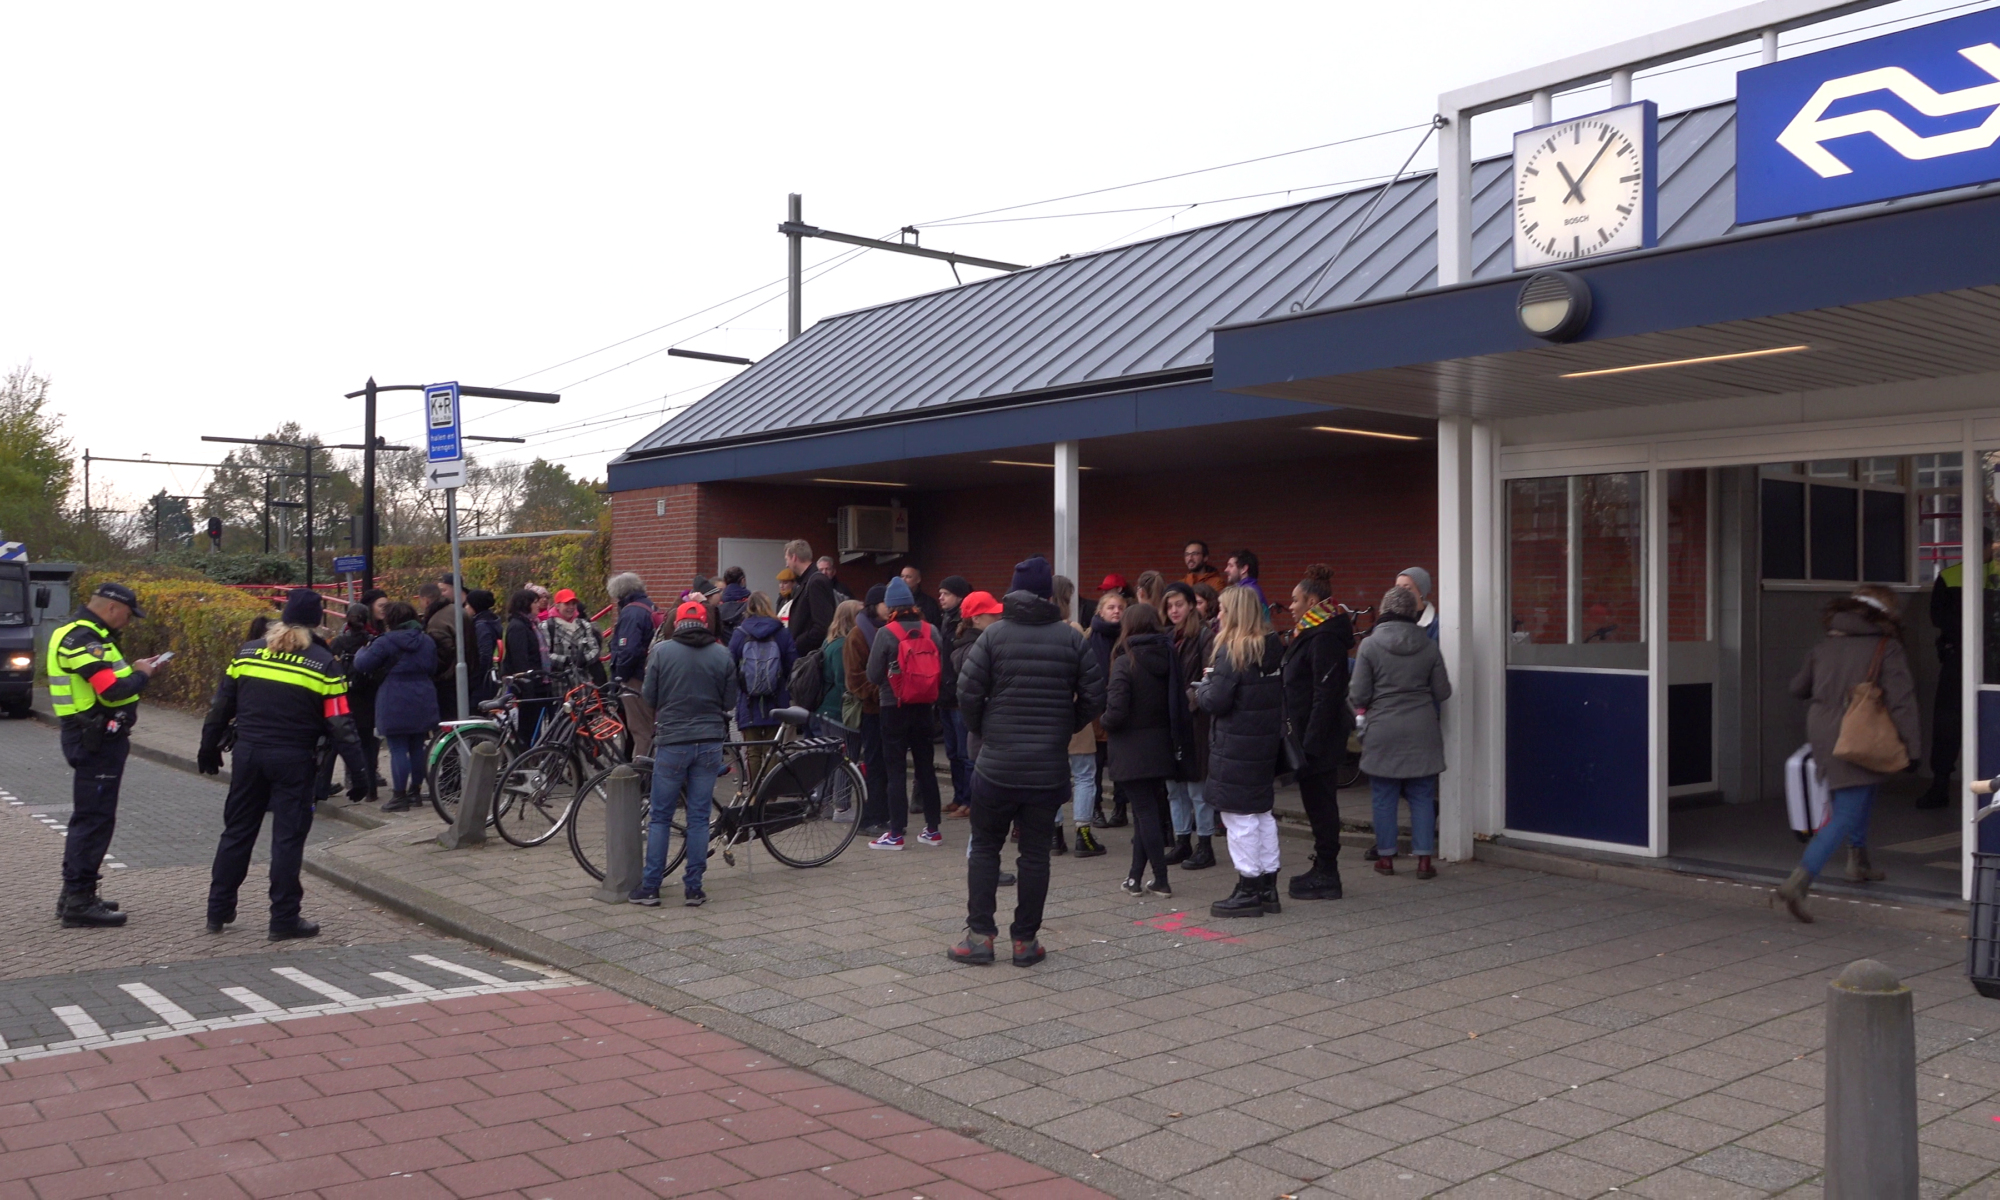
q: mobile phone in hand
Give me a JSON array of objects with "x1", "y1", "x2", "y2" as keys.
[{"x1": 150, "y1": 651, "x2": 175, "y2": 667}]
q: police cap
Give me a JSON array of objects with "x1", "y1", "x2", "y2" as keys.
[{"x1": 92, "y1": 582, "x2": 145, "y2": 618}]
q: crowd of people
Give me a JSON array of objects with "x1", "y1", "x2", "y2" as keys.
[{"x1": 604, "y1": 538, "x2": 1455, "y2": 966}]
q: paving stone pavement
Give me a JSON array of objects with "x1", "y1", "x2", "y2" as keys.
[
  {"x1": 313, "y1": 792, "x2": 2000, "y2": 1199},
  {"x1": 0, "y1": 982, "x2": 1109, "y2": 1200}
]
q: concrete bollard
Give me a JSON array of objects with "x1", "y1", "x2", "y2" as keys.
[
  {"x1": 589, "y1": 765, "x2": 644, "y2": 904},
  {"x1": 1824, "y1": 959, "x2": 1918, "y2": 1200},
  {"x1": 437, "y1": 741, "x2": 500, "y2": 851}
]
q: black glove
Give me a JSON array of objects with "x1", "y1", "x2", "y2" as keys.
[{"x1": 197, "y1": 746, "x2": 222, "y2": 776}]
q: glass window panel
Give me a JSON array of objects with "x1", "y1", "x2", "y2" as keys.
[
  {"x1": 0, "y1": 577, "x2": 23, "y2": 625},
  {"x1": 1762, "y1": 478, "x2": 1806, "y2": 580},
  {"x1": 1578, "y1": 473, "x2": 1643, "y2": 644},
  {"x1": 1808, "y1": 459, "x2": 1856, "y2": 479},
  {"x1": 1861, "y1": 457, "x2": 1904, "y2": 486},
  {"x1": 1918, "y1": 452, "x2": 1966, "y2": 583},
  {"x1": 1862, "y1": 490, "x2": 1908, "y2": 583},
  {"x1": 1916, "y1": 452, "x2": 1963, "y2": 490},
  {"x1": 1508, "y1": 478, "x2": 1569, "y2": 650},
  {"x1": 1667, "y1": 468, "x2": 1709, "y2": 642},
  {"x1": 1760, "y1": 462, "x2": 1803, "y2": 477},
  {"x1": 1809, "y1": 484, "x2": 1859, "y2": 581}
]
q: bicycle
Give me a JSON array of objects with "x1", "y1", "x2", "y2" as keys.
[
  {"x1": 568, "y1": 706, "x2": 863, "y2": 881},
  {"x1": 491, "y1": 680, "x2": 627, "y2": 848},
  {"x1": 424, "y1": 671, "x2": 542, "y2": 824}
]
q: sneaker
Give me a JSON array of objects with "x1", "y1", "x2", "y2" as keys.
[
  {"x1": 1120, "y1": 877, "x2": 1144, "y2": 896},
  {"x1": 833, "y1": 806, "x2": 855, "y2": 823},
  {"x1": 869, "y1": 832, "x2": 906, "y2": 850},
  {"x1": 916, "y1": 828, "x2": 944, "y2": 847},
  {"x1": 628, "y1": 887, "x2": 661, "y2": 906},
  {"x1": 683, "y1": 887, "x2": 707, "y2": 907},
  {"x1": 857, "y1": 822, "x2": 888, "y2": 838}
]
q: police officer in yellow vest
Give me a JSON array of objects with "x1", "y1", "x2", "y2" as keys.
[
  {"x1": 47, "y1": 582, "x2": 168, "y2": 928},
  {"x1": 1923, "y1": 530, "x2": 2000, "y2": 809},
  {"x1": 197, "y1": 588, "x2": 367, "y2": 940}
]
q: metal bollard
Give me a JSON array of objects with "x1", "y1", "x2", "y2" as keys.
[
  {"x1": 437, "y1": 741, "x2": 500, "y2": 851},
  {"x1": 589, "y1": 765, "x2": 644, "y2": 904},
  {"x1": 1824, "y1": 959, "x2": 1918, "y2": 1199}
]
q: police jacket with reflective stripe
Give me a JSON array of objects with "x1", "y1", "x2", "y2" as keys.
[
  {"x1": 200, "y1": 638, "x2": 364, "y2": 758},
  {"x1": 45, "y1": 609, "x2": 148, "y2": 726}
]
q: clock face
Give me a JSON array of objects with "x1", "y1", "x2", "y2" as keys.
[{"x1": 1512, "y1": 101, "x2": 1656, "y2": 270}]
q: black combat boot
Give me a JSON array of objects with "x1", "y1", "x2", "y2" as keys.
[
  {"x1": 1164, "y1": 834, "x2": 1193, "y2": 865},
  {"x1": 1210, "y1": 874, "x2": 1265, "y2": 919},
  {"x1": 1259, "y1": 872, "x2": 1282, "y2": 914},
  {"x1": 1184, "y1": 836, "x2": 1216, "y2": 870},
  {"x1": 1288, "y1": 853, "x2": 1344, "y2": 900},
  {"x1": 59, "y1": 889, "x2": 127, "y2": 929}
]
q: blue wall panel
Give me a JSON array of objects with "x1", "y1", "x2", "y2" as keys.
[{"x1": 1506, "y1": 668, "x2": 1649, "y2": 847}]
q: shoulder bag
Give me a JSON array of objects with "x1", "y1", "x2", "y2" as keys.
[{"x1": 1832, "y1": 638, "x2": 1909, "y2": 773}]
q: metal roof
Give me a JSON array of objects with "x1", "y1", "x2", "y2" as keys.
[{"x1": 621, "y1": 101, "x2": 1739, "y2": 460}]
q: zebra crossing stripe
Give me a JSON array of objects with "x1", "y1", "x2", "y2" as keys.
[
  {"x1": 50, "y1": 1006, "x2": 104, "y2": 1041},
  {"x1": 409, "y1": 954, "x2": 508, "y2": 986},
  {"x1": 270, "y1": 967, "x2": 362, "y2": 1005},
  {"x1": 369, "y1": 972, "x2": 440, "y2": 995},
  {"x1": 220, "y1": 987, "x2": 284, "y2": 1016},
  {"x1": 119, "y1": 983, "x2": 198, "y2": 1028}
]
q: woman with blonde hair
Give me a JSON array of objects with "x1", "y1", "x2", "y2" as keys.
[{"x1": 1196, "y1": 585, "x2": 1286, "y2": 918}]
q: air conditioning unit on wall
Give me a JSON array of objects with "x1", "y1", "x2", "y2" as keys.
[{"x1": 838, "y1": 505, "x2": 908, "y2": 557}]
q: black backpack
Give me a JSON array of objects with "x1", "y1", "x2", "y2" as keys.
[{"x1": 789, "y1": 645, "x2": 827, "y2": 711}]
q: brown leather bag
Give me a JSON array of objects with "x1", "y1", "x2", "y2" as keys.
[{"x1": 1833, "y1": 638, "x2": 1909, "y2": 773}]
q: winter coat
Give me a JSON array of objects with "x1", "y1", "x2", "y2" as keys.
[
  {"x1": 329, "y1": 625, "x2": 381, "y2": 724},
  {"x1": 940, "y1": 618, "x2": 978, "y2": 709},
  {"x1": 1103, "y1": 632, "x2": 1178, "y2": 782},
  {"x1": 1283, "y1": 609, "x2": 1355, "y2": 778},
  {"x1": 641, "y1": 626, "x2": 738, "y2": 746},
  {"x1": 815, "y1": 637, "x2": 848, "y2": 727},
  {"x1": 501, "y1": 613, "x2": 551, "y2": 702},
  {"x1": 956, "y1": 591, "x2": 1105, "y2": 792},
  {"x1": 609, "y1": 594, "x2": 657, "y2": 682},
  {"x1": 1791, "y1": 608, "x2": 1922, "y2": 790},
  {"x1": 843, "y1": 613, "x2": 882, "y2": 716},
  {"x1": 1066, "y1": 622, "x2": 1098, "y2": 757},
  {"x1": 1087, "y1": 616, "x2": 1120, "y2": 691},
  {"x1": 1349, "y1": 615, "x2": 1451, "y2": 779},
  {"x1": 473, "y1": 611, "x2": 503, "y2": 687},
  {"x1": 866, "y1": 616, "x2": 953, "y2": 709},
  {"x1": 424, "y1": 600, "x2": 460, "y2": 686},
  {"x1": 354, "y1": 624, "x2": 440, "y2": 737},
  {"x1": 728, "y1": 614, "x2": 798, "y2": 728},
  {"x1": 547, "y1": 615, "x2": 605, "y2": 683},
  {"x1": 1196, "y1": 633, "x2": 1285, "y2": 814},
  {"x1": 1174, "y1": 625, "x2": 1215, "y2": 782},
  {"x1": 716, "y1": 584, "x2": 751, "y2": 642},
  {"x1": 790, "y1": 566, "x2": 840, "y2": 655}
]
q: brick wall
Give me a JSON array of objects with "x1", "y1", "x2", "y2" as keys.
[{"x1": 610, "y1": 445, "x2": 1438, "y2": 613}]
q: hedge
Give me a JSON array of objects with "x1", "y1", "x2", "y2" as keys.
[
  {"x1": 72, "y1": 570, "x2": 275, "y2": 711},
  {"x1": 371, "y1": 534, "x2": 612, "y2": 614}
]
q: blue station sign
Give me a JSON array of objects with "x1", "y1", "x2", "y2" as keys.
[
  {"x1": 1738, "y1": 6, "x2": 2000, "y2": 224},
  {"x1": 425, "y1": 382, "x2": 463, "y2": 464}
]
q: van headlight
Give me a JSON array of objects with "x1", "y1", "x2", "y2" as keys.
[{"x1": 5, "y1": 654, "x2": 30, "y2": 669}]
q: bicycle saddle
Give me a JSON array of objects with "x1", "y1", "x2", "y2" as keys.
[
  {"x1": 771, "y1": 706, "x2": 814, "y2": 728},
  {"x1": 476, "y1": 698, "x2": 508, "y2": 712}
]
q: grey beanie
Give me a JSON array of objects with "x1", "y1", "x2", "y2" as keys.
[{"x1": 1399, "y1": 567, "x2": 1432, "y2": 598}]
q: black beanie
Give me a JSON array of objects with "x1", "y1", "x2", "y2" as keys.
[
  {"x1": 865, "y1": 584, "x2": 889, "y2": 609},
  {"x1": 280, "y1": 588, "x2": 323, "y2": 628},
  {"x1": 1009, "y1": 556, "x2": 1053, "y2": 600},
  {"x1": 939, "y1": 575, "x2": 973, "y2": 600}
]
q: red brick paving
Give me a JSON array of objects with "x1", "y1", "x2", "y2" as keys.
[{"x1": 0, "y1": 986, "x2": 1110, "y2": 1199}]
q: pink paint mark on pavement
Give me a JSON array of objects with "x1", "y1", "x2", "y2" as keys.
[{"x1": 1135, "y1": 911, "x2": 1243, "y2": 943}]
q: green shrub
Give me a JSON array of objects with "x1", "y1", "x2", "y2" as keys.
[{"x1": 72, "y1": 570, "x2": 274, "y2": 711}]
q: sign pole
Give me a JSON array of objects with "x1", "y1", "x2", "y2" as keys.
[{"x1": 447, "y1": 486, "x2": 469, "y2": 721}]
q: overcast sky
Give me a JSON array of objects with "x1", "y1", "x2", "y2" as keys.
[{"x1": 1, "y1": 0, "x2": 1973, "y2": 510}]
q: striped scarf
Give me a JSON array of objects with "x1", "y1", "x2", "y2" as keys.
[{"x1": 1291, "y1": 599, "x2": 1336, "y2": 639}]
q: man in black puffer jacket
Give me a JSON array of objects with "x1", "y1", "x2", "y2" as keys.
[{"x1": 949, "y1": 556, "x2": 1103, "y2": 968}]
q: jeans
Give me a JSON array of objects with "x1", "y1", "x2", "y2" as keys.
[
  {"x1": 1125, "y1": 777, "x2": 1171, "y2": 885},
  {"x1": 1068, "y1": 754, "x2": 1097, "y2": 829},
  {"x1": 1802, "y1": 784, "x2": 1878, "y2": 877},
  {"x1": 1371, "y1": 775, "x2": 1438, "y2": 856},
  {"x1": 384, "y1": 733, "x2": 426, "y2": 795},
  {"x1": 1168, "y1": 778, "x2": 1216, "y2": 837},
  {"x1": 940, "y1": 708, "x2": 971, "y2": 806},
  {"x1": 644, "y1": 741, "x2": 722, "y2": 893},
  {"x1": 966, "y1": 774, "x2": 1062, "y2": 940},
  {"x1": 881, "y1": 703, "x2": 941, "y2": 835},
  {"x1": 208, "y1": 744, "x2": 316, "y2": 924}
]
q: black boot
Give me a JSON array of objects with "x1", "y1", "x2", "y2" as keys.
[
  {"x1": 1051, "y1": 827, "x2": 1069, "y2": 856},
  {"x1": 55, "y1": 887, "x2": 119, "y2": 917},
  {"x1": 1073, "y1": 827, "x2": 1106, "y2": 857},
  {"x1": 59, "y1": 890, "x2": 127, "y2": 928},
  {"x1": 1210, "y1": 874, "x2": 1265, "y2": 919},
  {"x1": 1915, "y1": 779, "x2": 1951, "y2": 809},
  {"x1": 1107, "y1": 795, "x2": 1128, "y2": 827},
  {"x1": 268, "y1": 917, "x2": 320, "y2": 942},
  {"x1": 1288, "y1": 853, "x2": 1344, "y2": 900},
  {"x1": 381, "y1": 789, "x2": 415, "y2": 813},
  {"x1": 1259, "y1": 872, "x2": 1282, "y2": 914},
  {"x1": 1164, "y1": 834, "x2": 1193, "y2": 865},
  {"x1": 1185, "y1": 836, "x2": 1216, "y2": 870}
]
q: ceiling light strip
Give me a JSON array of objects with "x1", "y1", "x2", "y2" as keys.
[
  {"x1": 1559, "y1": 344, "x2": 1810, "y2": 380},
  {"x1": 812, "y1": 477, "x2": 907, "y2": 487},
  {"x1": 1311, "y1": 426, "x2": 1423, "y2": 441},
  {"x1": 990, "y1": 460, "x2": 1092, "y2": 469}
]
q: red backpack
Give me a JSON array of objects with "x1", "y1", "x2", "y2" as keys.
[{"x1": 889, "y1": 621, "x2": 942, "y2": 705}]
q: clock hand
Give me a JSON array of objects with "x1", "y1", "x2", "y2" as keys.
[
  {"x1": 1555, "y1": 161, "x2": 1583, "y2": 204},
  {"x1": 1566, "y1": 132, "x2": 1618, "y2": 204}
]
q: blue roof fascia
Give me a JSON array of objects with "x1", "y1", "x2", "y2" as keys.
[
  {"x1": 1212, "y1": 189, "x2": 2000, "y2": 394},
  {"x1": 604, "y1": 378, "x2": 1328, "y2": 491}
]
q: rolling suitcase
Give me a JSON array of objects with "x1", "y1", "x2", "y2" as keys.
[{"x1": 1784, "y1": 743, "x2": 1831, "y2": 843}]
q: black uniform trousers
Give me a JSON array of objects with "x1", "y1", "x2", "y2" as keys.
[
  {"x1": 208, "y1": 744, "x2": 316, "y2": 925},
  {"x1": 60, "y1": 726, "x2": 128, "y2": 892},
  {"x1": 1931, "y1": 652, "x2": 1962, "y2": 781}
]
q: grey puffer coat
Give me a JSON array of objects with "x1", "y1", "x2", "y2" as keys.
[
  {"x1": 1196, "y1": 633, "x2": 1285, "y2": 815},
  {"x1": 1350, "y1": 615, "x2": 1451, "y2": 779},
  {"x1": 1791, "y1": 608, "x2": 1921, "y2": 790},
  {"x1": 957, "y1": 592, "x2": 1104, "y2": 791}
]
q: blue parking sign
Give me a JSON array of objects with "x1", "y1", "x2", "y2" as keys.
[{"x1": 425, "y1": 382, "x2": 462, "y2": 463}]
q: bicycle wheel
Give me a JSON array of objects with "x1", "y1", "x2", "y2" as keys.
[
  {"x1": 493, "y1": 744, "x2": 584, "y2": 848},
  {"x1": 754, "y1": 745, "x2": 864, "y2": 867},
  {"x1": 569, "y1": 763, "x2": 681, "y2": 881},
  {"x1": 427, "y1": 726, "x2": 509, "y2": 824}
]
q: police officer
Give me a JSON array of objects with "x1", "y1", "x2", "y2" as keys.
[
  {"x1": 197, "y1": 588, "x2": 367, "y2": 940},
  {"x1": 1923, "y1": 528, "x2": 2000, "y2": 809},
  {"x1": 47, "y1": 581, "x2": 166, "y2": 928}
]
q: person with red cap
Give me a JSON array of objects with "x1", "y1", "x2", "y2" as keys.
[
  {"x1": 547, "y1": 588, "x2": 605, "y2": 685},
  {"x1": 632, "y1": 599, "x2": 737, "y2": 908}
]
